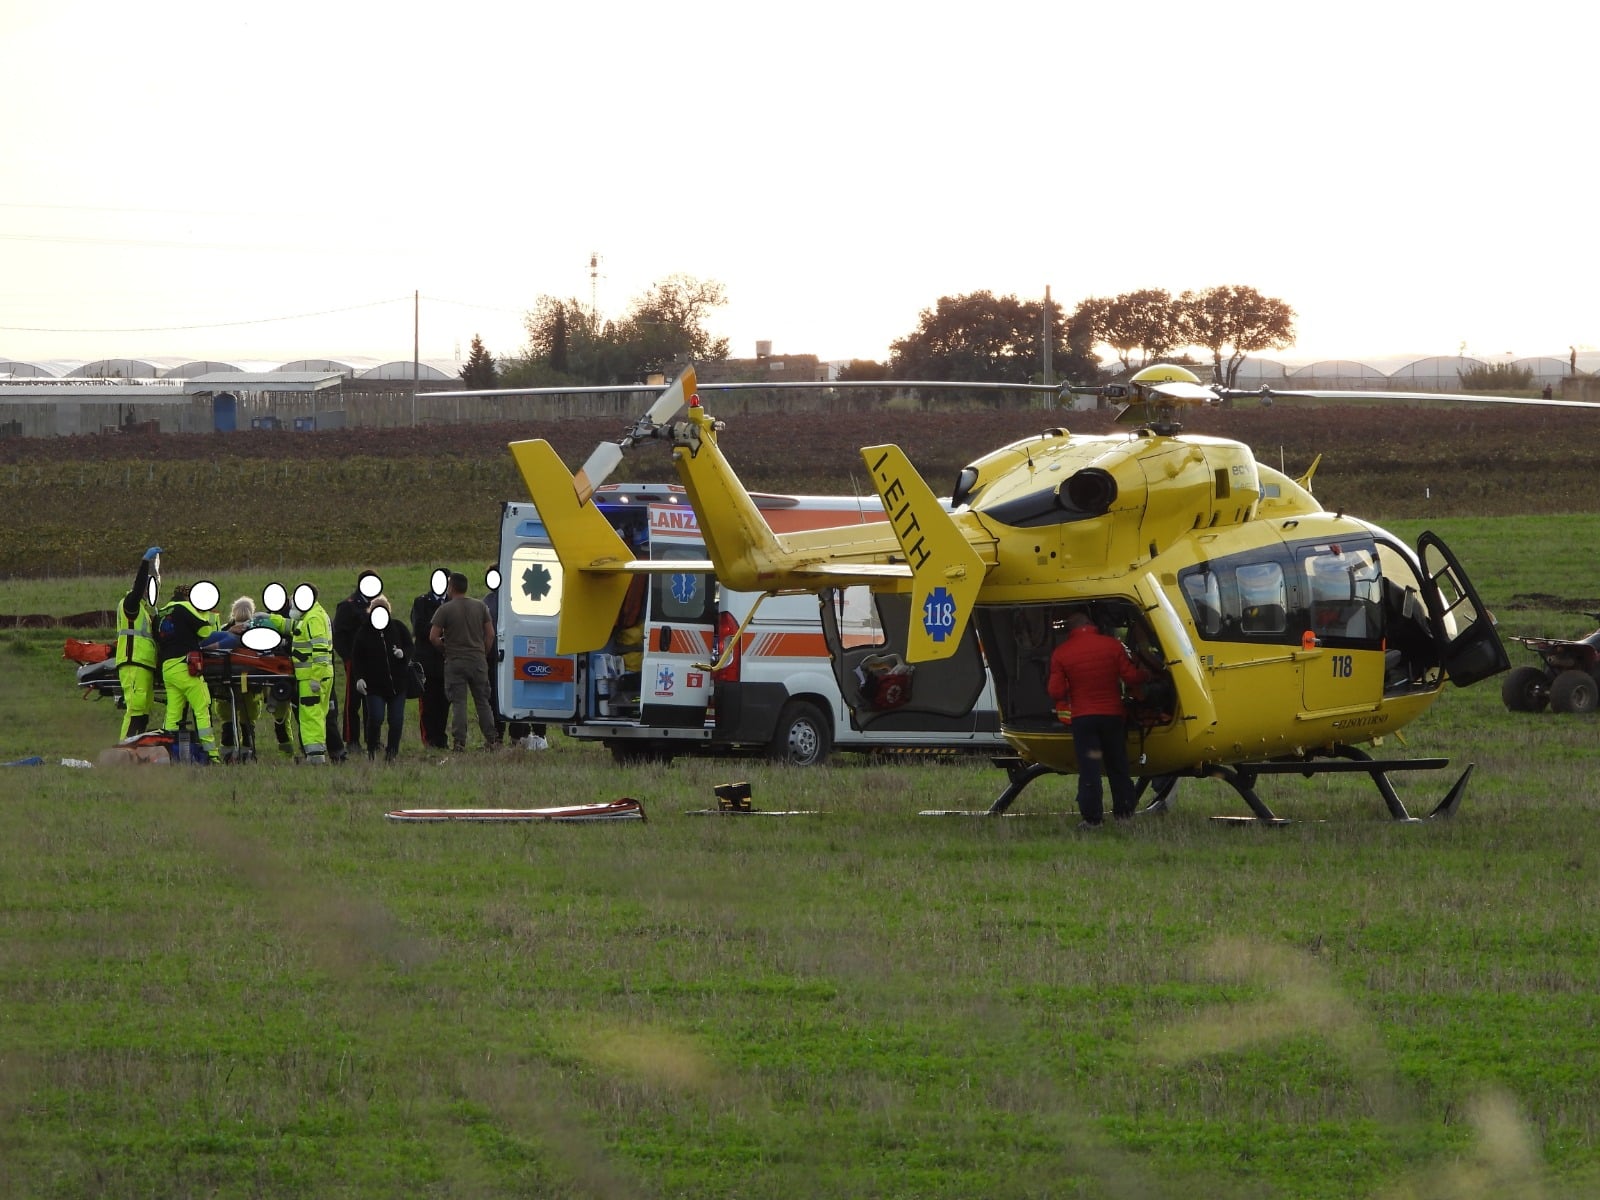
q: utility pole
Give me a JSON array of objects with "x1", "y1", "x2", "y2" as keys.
[
  {"x1": 1041, "y1": 285, "x2": 1053, "y2": 386},
  {"x1": 590, "y1": 252, "x2": 601, "y2": 321},
  {"x1": 412, "y1": 289, "x2": 419, "y2": 426}
]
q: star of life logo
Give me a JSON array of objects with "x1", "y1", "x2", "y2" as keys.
[
  {"x1": 654, "y1": 665, "x2": 675, "y2": 696},
  {"x1": 922, "y1": 586, "x2": 957, "y2": 643}
]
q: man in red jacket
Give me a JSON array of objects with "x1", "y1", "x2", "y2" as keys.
[{"x1": 1047, "y1": 609, "x2": 1151, "y2": 828}]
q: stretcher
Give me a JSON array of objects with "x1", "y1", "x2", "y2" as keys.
[{"x1": 67, "y1": 639, "x2": 298, "y2": 762}]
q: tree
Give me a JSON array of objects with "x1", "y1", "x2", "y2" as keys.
[
  {"x1": 1459, "y1": 361, "x2": 1534, "y2": 391},
  {"x1": 617, "y1": 274, "x2": 731, "y2": 377},
  {"x1": 1177, "y1": 286, "x2": 1296, "y2": 388},
  {"x1": 836, "y1": 359, "x2": 891, "y2": 381},
  {"x1": 889, "y1": 290, "x2": 1084, "y2": 388},
  {"x1": 504, "y1": 295, "x2": 622, "y2": 387},
  {"x1": 1076, "y1": 289, "x2": 1183, "y2": 372},
  {"x1": 548, "y1": 303, "x2": 568, "y2": 374},
  {"x1": 1059, "y1": 304, "x2": 1103, "y2": 385},
  {"x1": 459, "y1": 334, "x2": 498, "y2": 389},
  {"x1": 504, "y1": 276, "x2": 730, "y2": 388}
]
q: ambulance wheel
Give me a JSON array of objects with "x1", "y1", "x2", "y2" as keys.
[{"x1": 769, "y1": 701, "x2": 831, "y2": 767}]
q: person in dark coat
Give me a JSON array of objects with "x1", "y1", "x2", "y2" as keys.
[
  {"x1": 332, "y1": 575, "x2": 374, "y2": 753},
  {"x1": 409, "y1": 569, "x2": 451, "y2": 749},
  {"x1": 351, "y1": 595, "x2": 413, "y2": 762}
]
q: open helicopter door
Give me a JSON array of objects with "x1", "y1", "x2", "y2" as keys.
[
  {"x1": 818, "y1": 586, "x2": 988, "y2": 729},
  {"x1": 1415, "y1": 532, "x2": 1509, "y2": 687},
  {"x1": 1134, "y1": 575, "x2": 1217, "y2": 741}
]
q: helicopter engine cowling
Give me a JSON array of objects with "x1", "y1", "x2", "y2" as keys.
[{"x1": 1060, "y1": 467, "x2": 1116, "y2": 516}]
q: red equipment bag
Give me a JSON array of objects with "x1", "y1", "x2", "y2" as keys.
[{"x1": 63, "y1": 638, "x2": 113, "y2": 664}]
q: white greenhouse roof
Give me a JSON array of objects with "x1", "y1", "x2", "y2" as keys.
[
  {"x1": 359, "y1": 360, "x2": 456, "y2": 381},
  {"x1": 1288, "y1": 360, "x2": 1386, "y2": 379}
]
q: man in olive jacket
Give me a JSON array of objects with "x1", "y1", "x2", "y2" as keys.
[{"x1": 429, "y1": 571, "x2": 501, "y2": 752}]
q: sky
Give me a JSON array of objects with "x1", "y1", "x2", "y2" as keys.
[{"x1": 2, "y1": 0, "x2": 1594, "y2": 374}]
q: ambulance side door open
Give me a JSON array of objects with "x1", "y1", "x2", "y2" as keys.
[
  {"x1": 638, "y1": 505, "x2": 716, "y2": 728},
  {"x1": 497, "y1": 501, "x2": 579, "y2": 722}
]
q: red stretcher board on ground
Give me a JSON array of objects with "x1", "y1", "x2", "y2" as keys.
[{"x1": 384, "y1": 798, "x2": 645, "y2": 823}]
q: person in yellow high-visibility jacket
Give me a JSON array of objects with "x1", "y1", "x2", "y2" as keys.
[
  {"x1": 288, "y1": 583, "x2": 337, "y2": 764},
  {"x1": 156, "y1": 583, "x2": 221, "y2": 764},
  {"x1": 115, "y1": 546, "x2": 163, "y2": 739}
]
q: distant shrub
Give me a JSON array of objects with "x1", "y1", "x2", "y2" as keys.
[{"x1": 1459, "y1": 362, "x2": 1534, "y2": 391}]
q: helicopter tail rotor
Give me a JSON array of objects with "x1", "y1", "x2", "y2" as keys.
[{"x1": 572, "y1": 367, "x2": 699, "y2": 504}]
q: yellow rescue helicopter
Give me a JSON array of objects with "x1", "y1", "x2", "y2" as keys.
[{"x1": 482, "y1": 364, "x2": 1586, "y2": 822}]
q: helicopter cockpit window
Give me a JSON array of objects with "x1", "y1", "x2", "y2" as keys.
[
  {"x1": 1303, "y1": 541, "x2": 1383, "y2": 647},
  {"x1": 1181, "y1": 569, "x2": 1223, "y2": 638},
  {"x1": 1235, "y1": 562, "x2": 1287, "y2": 634},
  {"x1": 1179, "y1": 555, "x2": 1292, "y2": 643}
]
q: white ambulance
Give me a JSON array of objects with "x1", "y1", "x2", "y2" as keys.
[{"x1": 495, "y1": 483, "x2": 1004, "y2": 764}]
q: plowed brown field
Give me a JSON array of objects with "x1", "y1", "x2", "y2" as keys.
[{"x1": 3, "y1": 399, "x2": 1597, "y2": 577}]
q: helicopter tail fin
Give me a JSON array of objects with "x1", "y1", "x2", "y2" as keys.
[
  {"x1": 1296, "y1": 453, "x2": 1322, "y2": 494},
  {"x1": 508, "y1": 439, "x2": 635, "y2": 654},
  {"x1": 861, "y1": 444, "x2": 985, "y2": 663}
]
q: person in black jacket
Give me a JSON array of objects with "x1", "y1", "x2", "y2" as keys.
[
  {"x1": 409, "y1": 568, "x2": 450, "y2": 749},
  {"x1": 351, "y1": 595, "x2": 413, "y2": 762},
  {"x1": 332, "y1": 572, "x2": 377, "y2": 754}
]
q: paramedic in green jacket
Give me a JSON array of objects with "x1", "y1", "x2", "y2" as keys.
[
  {"x1": 116, "y1": 546, "x2": 162, "y2": 739},
  {"x1": 288, "y1": 583, "x2": 337, "y2": 765},
  {"x1": 156, "y1": 583, "x2": 221, "y2": 763}
]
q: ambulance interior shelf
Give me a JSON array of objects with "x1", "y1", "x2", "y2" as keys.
[{"x1": 591, "y1": 570, "x2": 647, "y2": 719}]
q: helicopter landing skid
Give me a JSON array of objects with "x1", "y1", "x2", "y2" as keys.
[
  {"x1": 1210, "y1": 744, "x2": 1473, "y2": 823},
  {"x1": 977, "y1": 746, "x2": 1474, "y2": 823},
  {"x1": 975, "y1": 759, "x2": 1180, "y2": 819}
]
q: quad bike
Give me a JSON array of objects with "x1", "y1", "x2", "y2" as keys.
[{"x1": 1500, "y1": 614, "x2": 1600, "y2": 714}]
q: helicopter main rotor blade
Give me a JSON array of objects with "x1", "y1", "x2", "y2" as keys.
[
  {"x1": 430, "y1": 377, "x2": 1066, "y2": 400},
  {"x1": 1222, "y1": 387, "x2": 1600, "y2": 410}
]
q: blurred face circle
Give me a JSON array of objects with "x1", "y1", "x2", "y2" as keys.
[
  {"x1": 263, "y1": 582, "x2": 288, "y2": 612},
  {"x1": 190, "y1": 580, "x2": 220, "y2": 612},
  {"x1": 430, "y1": 568, "x2": 449, "y2": 596},
  {"x1": 485, "y1": 567, "x2": 501, "y2": 591},
  {"x1": 293, "y1": 583, "x2": 317, "y2": 612},
  {"x1": 370, "y1": 605, "x2": 390, "y2": 631},
  {"x1": 359, "y1": 572, "x2": 383, "y2": 600},
  {"x1": 241, "y1": 626, "x2": 281, "y2": 652}
]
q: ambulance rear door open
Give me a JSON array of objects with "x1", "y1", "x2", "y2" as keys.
[
  {"x1": 636, "y1": 504, "x2": 716, "y2": 727},
  {"x1": 497, "y1": 501, "x2": 579, "y2": 723}
]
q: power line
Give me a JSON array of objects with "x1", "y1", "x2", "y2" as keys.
[
  {"x1": 419, "y1": 294, "x2": 529, "y2": 316},
  {"x1": 0, "y1": 296, "x2": 413, "y2": 335}
]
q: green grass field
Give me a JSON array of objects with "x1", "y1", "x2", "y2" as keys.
[{"x1": 4, "y1": 516, "x2": 1600, "y2": 1198}]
